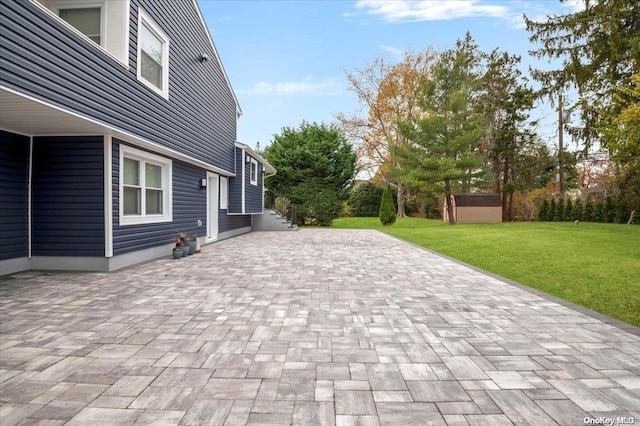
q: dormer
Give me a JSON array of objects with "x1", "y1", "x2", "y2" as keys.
[{"x1": 31, "y1": 0, "x2": 130, "y2": 66}]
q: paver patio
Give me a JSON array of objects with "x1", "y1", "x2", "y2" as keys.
[{"x1": 1, "y1": 229, "x2": 639, "y2": 425}]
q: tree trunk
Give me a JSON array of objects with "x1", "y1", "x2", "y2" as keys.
[
  {"x1": 396, "y1": 183, "x2": 406, "y2": 218},
  {"x1": 502, "y1": 158, "x2": 509, "y2": 221},
  {"x1": 507, "y1": 191, "x2": 514, "y2": 222},
  {"x1": 445, "y1": 179, "x2": 456, "y2": 225}
]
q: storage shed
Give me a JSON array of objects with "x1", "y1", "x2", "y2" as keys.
[{"x1": 443, "y1": 194, "x2": 502, "y2": 223}]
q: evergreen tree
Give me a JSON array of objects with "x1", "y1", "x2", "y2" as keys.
[
  {"x1": 572, "y1": 198, "x2": 584, "y2": 221},
  {"x1": 615, "y1": 198, "x2": 629, "y2": 224},
  {"x1": 525, "y1": 0, "x2": 640, "y2": 149},
  {"x1": 539, "y1": 199, "x2": 549, "y2": 221},
  {"x1": 584, "y1": 199, "x2": 594, "y2": 222},
  {"x1": 593, "y1": 201, "x2": 605, "y2": 223},
  {"x1": 554, "y1": 198, "x2": 565, "y2": 222},
  {"x1": 563, "y1": 198, "x2": 573, "y2": 222},
  {"x1": 265, "y1": 122, "x2": 357, "y2": 226},
  {"x1": 379, "y1": 185, "x2": 397, "y2": 226},
  {"x1": 604, "y1": 196, "x2": 616, "y2": 223},
  {"x1": 397, "y1": 34, "x2": 486, "y2": 225},
  {"x1": 349, "y1": 183, "x2": 384, "y2": 217},
  {"x1": 549, "y1": 199, "x2": 557, "y2": 222}
]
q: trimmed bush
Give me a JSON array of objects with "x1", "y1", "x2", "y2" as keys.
[
  {"x1": 379, "y1": 185, "x2": 397, "y2": 226},
  {"x1": 584, "y1": 199, "x2": 594, "y2": 222}
]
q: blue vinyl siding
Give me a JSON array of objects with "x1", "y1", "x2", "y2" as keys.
[
  {"x1": 228, "y1": 147, "x2": 243, "y2": 214},
  {"x1": 245, "y1": 155, "x2": 263, "y2": 214},
  {"x1": 31, "y1": 137, "x2": 104, "y2": 256},
  {"x1": 1, "y1": 0, "x2": 236, "y2": 172},
  {"x1": 0, "y1": 131, "x2": 30, "y2": 260},
  {"x1": 219, "y1": 212, "x2": 251, "y2": 233},
  {"x1": 112, "y1": 140, "x2": 207, "y2": 255}
]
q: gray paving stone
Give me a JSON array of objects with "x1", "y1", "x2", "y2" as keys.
[
  {"x1": 2, "y1": 229, "x2": 639, "y2": 425},
  {"x1": 487, "y1": 390, "x2": 557, "y2": 425},
  {"x1": 407, "y1": 381, "x2": 471, "y2": 402},
  {"x1": 66, "y1": 407, "x2": 142, "y2": 425},
  {"x1": 376, "y1": 402, "x2": 444, "y2": 425},
  {"x1": 335, "y1": 390, "x2": 377, "y2": 415}
]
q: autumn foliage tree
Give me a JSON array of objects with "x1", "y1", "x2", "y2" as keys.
[{"x1": 339, "y1": 50, "x2": 437, "y2": 218}]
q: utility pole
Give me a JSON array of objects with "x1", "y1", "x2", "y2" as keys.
[{"x1": 558, "y1": 91, "x2": 565, "y2": 198}]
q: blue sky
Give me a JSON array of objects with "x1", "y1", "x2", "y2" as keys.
[{"x1": 198, "y1": 0, "x2": 583, "y2": 150}]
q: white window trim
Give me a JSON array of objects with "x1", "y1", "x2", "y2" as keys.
[
  {"x1": 136, "y1": 8, "x2": 170, "y2": 99},
  {"x1": 220, "y1": 176, "x2": 228, "y2": 210},
  {"x1": 119, "y1": 145, "x2": 172, "y2": 226},
  {"x1": 50, "y1": 1, "x2": 106, "y2": 47},
  {"x1": 250, "y1": 158, "x2": 258, "y2": 186},
  {"x1": 31, "y1": 0, "x2": 130, "y2": 68}
]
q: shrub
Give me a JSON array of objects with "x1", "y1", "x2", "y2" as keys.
[
  {"x1": 379, "y1": 185, "x2": 397, "y2": 226},
  {"x1": 349, "y1": 183, "x2": 383, "y2": 217}
]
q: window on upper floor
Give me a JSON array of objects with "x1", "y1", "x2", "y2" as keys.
[
  {"x1": 33, "y1": 0, "x2": 130, "y2": 66},
  {"x1": 137, "y1": 9, "x2": 169, "y2": 98},
  {"x1": 56, "y1": 3, "x2": 103, "y2": 44},
  {"x1": 120, "y1": 146, "x2": 172, "y2": 225},
  {"x1": 250, "y1": 159, "x2": 258, "y2": 186}
]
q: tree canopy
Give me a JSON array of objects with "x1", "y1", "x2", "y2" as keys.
[
  {"x1": 396, "y1": 35, "x2": 487, "y2": 224},
  {"x1": 264, "y1": 122, "x2": 357, "y2": 226},
  {"x1": 525, "y1": 0, "x2": 640, "y2": 149}
]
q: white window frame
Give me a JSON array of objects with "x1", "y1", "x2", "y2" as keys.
[
  {"x1": 220, "y1": 176, "x2": 228, "y2": 210},
  {"x1": 250, "y1": 158, "x2": 258, "y2": 186},
  {"x1": 31, "y1": 0, "x2": 130, "y2": 68},
  {"x1": 136, "y1": 9, "x2": 170, "y2": 99},
  {"x1": 119, "y1": 146, "x2": 172, "y2": 226},
  {"x1": 50, "y1": 1, "x2": 106, "y2": 47}
]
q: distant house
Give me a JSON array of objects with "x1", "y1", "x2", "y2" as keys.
[
  {"x1": 0, "y1": 0, "x2": 275, "y2": 275},
  {"x1": 443, "y1": 194, "x2": 502, "y2": 223}
]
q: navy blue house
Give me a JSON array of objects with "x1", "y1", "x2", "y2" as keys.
[{"x1": 0, "y1": 0, "x2": 274, "y2": 275}]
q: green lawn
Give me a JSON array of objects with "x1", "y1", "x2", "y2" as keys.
[{"x1": 332, "y1": 217, "x2": 640, "y2": 327}]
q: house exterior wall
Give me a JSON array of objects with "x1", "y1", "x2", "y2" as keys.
[
  {"x1": 219, "y1": 213, "x2": 251, "y2": 233},
  {"x1": 31, "y1": 136, "x2": 105, "y2": 256},
  {"x1": 228, "y1": 147, "x2": 243, "y2": 214},
  {"x1": 0, "y1": 131, "x2": 30, "y2": 261},
  {"x1": 112, "y1": 140, "x2": 207, "y2": 255},
  {"x1": 1, "y1": 0, "x2": 236, "y2": 172},
  {"x1": 245, "y1": 154, "x2": 263, "y2": 214}
]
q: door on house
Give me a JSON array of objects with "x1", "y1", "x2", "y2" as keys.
[{"x1": 207, "y1": 172, "x2": 219, "y2": 242}]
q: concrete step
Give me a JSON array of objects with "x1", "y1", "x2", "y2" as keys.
[{"x1": 252, "y1": 209, "x2": 298, "y2": 232}]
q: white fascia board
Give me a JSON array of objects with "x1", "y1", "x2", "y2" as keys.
[{"x1": 235, "y1": 141, "x2": 276, "y2": 175}]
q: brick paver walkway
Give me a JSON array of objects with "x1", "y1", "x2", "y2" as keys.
[{"x1": 1, "y1": 229, "x2": 639, "y2": 425}]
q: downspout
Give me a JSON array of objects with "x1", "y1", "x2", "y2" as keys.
[{"x1": 28, "y1": 136, "x2": 33, "y2": 259}]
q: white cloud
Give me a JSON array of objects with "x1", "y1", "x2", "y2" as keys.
[
  {"x1": 353, "y1": 0, "x2": 510, "y2": 22},
  {"x1": 237, "y1": 77, "x2": 342, "y2": 96},
  {"x1": 380, "y1": 44, "x2": 404, "y2": 57}
]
